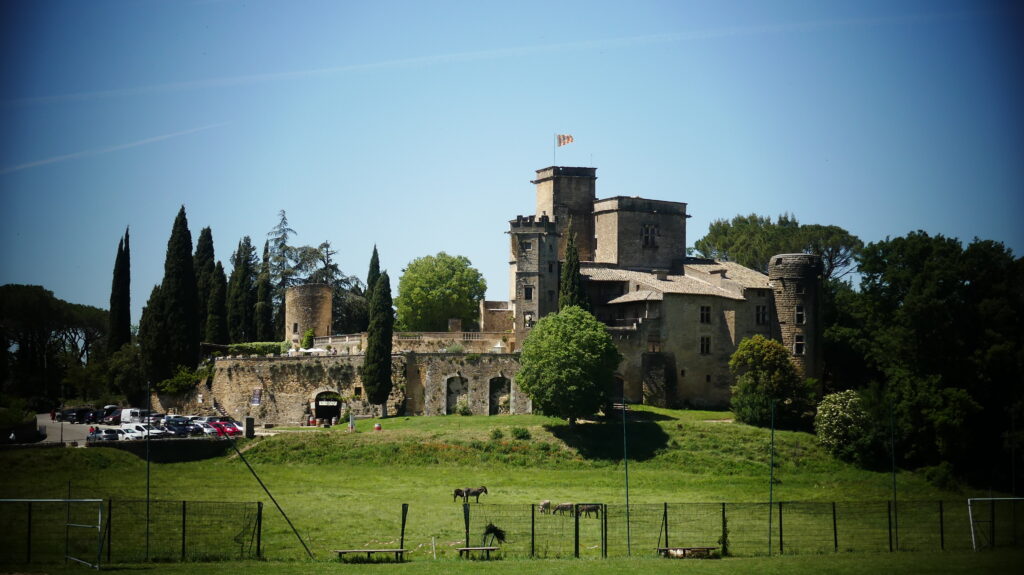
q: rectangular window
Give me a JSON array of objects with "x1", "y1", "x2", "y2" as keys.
[
  {"x1": 548, "y1": 262, "x2": 554, "y2": 273},
  {"x1": 520, "y1": 240, "x2": 533, "y2": 252},
  {"x1": 796, "y1": 282, "x2": 805, "y2": 294},
  {"x1": 794, "y1": 335, "x2": 805, "y2": 356},
  {"x1": 642, "y1": 224, "x2": 659, "y2": 248},
  {"x1": 756, "y1": 305, "x2": 769, "y2": 325},
  {"x1": 700, "y1": 305, "x2": 711, "y2": 324},
  {"x1": 700, "y1": 336, "x2": 711, "y2": 355},
  {"x1": 524, "y1": 286, "x2": 534, "y2": 301},
  {"x1": 795, "y1": 305, "x2": 805, "y2": 324}
]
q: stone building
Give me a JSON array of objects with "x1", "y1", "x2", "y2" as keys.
[
  {"x1": 504, "y1": 166, "x2": 822, "y2": 408},
  {"x1": 192, "y1": 164, "x2": 821, "y2": 423}
]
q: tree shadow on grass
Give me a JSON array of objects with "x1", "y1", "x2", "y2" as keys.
[{"x1": 544, "y1": 410, "x2": 671, "y2": 462}]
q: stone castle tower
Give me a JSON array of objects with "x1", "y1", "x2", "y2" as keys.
[
  {"x1": 284, "y1": 284, "x2": 332, "y2": 348},
  {"x1": 768, "y1": 254, "x2": 823, "y2": 380}
]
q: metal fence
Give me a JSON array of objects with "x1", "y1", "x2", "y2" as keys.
[
  {"x1": 463, "y1": 500, "x2": 1021, "y2": 559},
  {"x1": 0, "y1": 498, "x2": 262, "y2": 565}
]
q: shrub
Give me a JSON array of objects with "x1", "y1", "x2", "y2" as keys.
[
  {"x1": 729, "y1": 335, "x2": 815, "y2": 430},
  {"x1": 228, "y1": 342, "x2": 284, "y2": 356},
  {"x1": 510, "y1": 426, "x2": 531, "y2": 440},
  {"x1": 490, "y1": 428, "x2": 504, "y2": 440},
  {"x1": 814, "y1": 390, "x2": 879, "y2": 467},
  {"x1": 455, "y1": 398, "x2": 472, "y2": 416},
  {"x1": 301, "y1": 329, "x2": 315, "y2": 349}
]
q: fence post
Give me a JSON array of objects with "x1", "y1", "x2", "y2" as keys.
[
  {"x1": 106, "y1": 499, "x2": 112, "y2": 562},
  {"x1": 721, "y1": 503, "x2": 728, "y2": 557},
  {"x1": 939, "y1": 500, "x2": 944, "y2": 551},
  {"x1": 990, "y1": 499, "x2": 996, "y2": 548},
  {"x1": 530, "y1": 503, "x2": 535, "y2": 558},
  {"x1": 256, "y1": 502, "x2": 263, "y2": 559},
  {"x1": 574, "y1": 504, "x2": 580, "y2": 558},
  {"x1": 832, "y1": 502, "x2": 838, "y2": 553},
  {"x1": 463, "y1": 504, "x2": 470, "y2": 548},
  {"x1": 400, "y1": 503, "x2": 408, "y2": 552},
  {"x1": 663, "y1": 503, "x2": 669, "y2": 549},
  {"x1": 181, "y1": 500, "x2": 187, "y2": 560},
  {"x1": 602, "y1": 504, "x2": 608, "y2": 558},
  {"x1": 888, "y1": 501, "x2": 893, "y2": 552},
  {"x1": 26, "y1": 500, "x2": 32, "y2": 564},
  {"x1": 778, "y1": 502, "x2": 784, "y2": 555}
]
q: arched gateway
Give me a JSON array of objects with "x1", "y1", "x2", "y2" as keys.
[{"x1": 314, "y1": 391, "x2": 341, "y2": 422}]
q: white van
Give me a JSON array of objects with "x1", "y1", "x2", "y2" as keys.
[{"x1": 119, "y1": 408, "x2": 149, "y2": 424}]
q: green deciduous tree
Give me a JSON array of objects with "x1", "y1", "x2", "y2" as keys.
[
  {"x1": 362, "y1": 270, "x2": 394, "y2": 416},
  {"x1": 729, "y1": 335, "x2": 816, "y2": 430},
  {"x1": 107, "y1": 227, "x2": 131, "y2": 354},
  {"x1": 517, "y1": 306, "x2": 622, "y2": 427},
  {"x1": 395, "y1": 252, "x2": 486, "y2": 331}
]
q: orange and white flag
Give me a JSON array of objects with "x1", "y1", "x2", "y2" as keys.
[{"x1": 557, "y1": 134, "x2": 574, "y2": 147}]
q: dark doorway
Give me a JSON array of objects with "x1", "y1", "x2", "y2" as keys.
[
  {"x1": 314, "y1": 391, "x2": 342, "y2": 422},
  {"x1": 489, "y1": 377, "x2": 511, "y2": 415}
]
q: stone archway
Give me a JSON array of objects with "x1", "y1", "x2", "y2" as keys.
[
  {"x1": 612, "y1": 376, "x2": 626, "y2": 403},
  {"x1": 488, "y1": 377, "x2": 511, "y2": 415},
  {"x1": 446, "y1": 376, "x2": 468, "y2": 414},
  {"x1": 314, "y1": 391, "x2": 341, "y2": 422}
]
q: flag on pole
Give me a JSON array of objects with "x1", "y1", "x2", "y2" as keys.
[{"x1": 557, "y1": 134, "x2": 574, "y2": 147}]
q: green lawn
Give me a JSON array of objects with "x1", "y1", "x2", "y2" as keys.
[{"x1": 0, "y1": 406, "x2": 1015, "y2": 566}]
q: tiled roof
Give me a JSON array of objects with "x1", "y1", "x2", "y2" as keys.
[{"x1": 582, "y1": 260, "x2": 769, "y2": 301}]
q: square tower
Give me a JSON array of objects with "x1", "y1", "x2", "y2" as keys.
[{"x1": 532, "y1": 166, "x2": 597, "y2": 261}]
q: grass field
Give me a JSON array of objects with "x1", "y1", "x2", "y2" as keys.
[{"x1": 0, "y1": 406, "x2": 1018, "y2": 571}]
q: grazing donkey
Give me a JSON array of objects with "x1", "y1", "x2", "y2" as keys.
[
  {"x1": 464, "y1": 486, "x2": 488, "y2": 502},
  {"x1": 538, "y1": 500, "x2": 552, "y2": 515},
  {"x1": 578, "y1": 504, "x2": 601, "y2": 518},
  {"x1": 553, "y1": 502, "x2": 574, "y2": 515}
]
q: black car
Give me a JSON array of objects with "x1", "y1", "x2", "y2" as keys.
[
  {"x1": 162, "y1": 423, "x2": 193, "y2": 437},
  {"x1": 59, "y1": 407, "x2": 94, "y2": 424}
]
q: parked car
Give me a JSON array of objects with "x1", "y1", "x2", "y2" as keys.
[
  {"x1": 209, "y1": 421, "x2": 242, "y2": 437},
  {"x1": 121, "y1": 423, "x2": 170, "y2": 440},
  {"x1": 144, "y1": 413, "x2": 165, "y2": 425},
  {"x1": 85, "y1": 410, "x2": 106, "y2": 424},
  {"x1": 88, "y1": 428, "x2": 122, "y2": 442},
  {"x1": 163, "y1": 422, "x2": 194, "y2": 437},
  {"x1": 102, "y1": 413, "x2": 121, "y2": 425},
  {"x1": 119, "y1": 425, "x2": 143, "y2": 440},
  {"x1": 195, "y1": 422, "x2": 219, "y2": 436}
]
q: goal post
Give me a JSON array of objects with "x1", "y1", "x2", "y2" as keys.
[
  {"x1": 0, "y1": 498, "x2": 104, "y2": 569},
  {"x1": 967, "y1": 497, "x2": 1023, "y2": 551}
]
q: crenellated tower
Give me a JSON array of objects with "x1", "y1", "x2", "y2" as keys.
[
  {"x1": 768, "y1": 254, "x2": 823, "y2": 380},
  {"x1": 508, "y1": 214, "x2": 558, "y2": 339}
]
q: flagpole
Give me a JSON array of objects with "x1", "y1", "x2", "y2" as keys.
[{"x1": 553, "y1": 133, "x2": 556, "y2": 166}]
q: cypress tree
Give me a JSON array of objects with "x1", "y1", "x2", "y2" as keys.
[
  {"x1": 138, "y1": 284, "x2": 168, "y2": 384},
  {"x1": 559, "y1": 228, "x2": 590, "y2": 311},
  {"x1": 255, "y1": 241, "x2": 275, "y2": 341},
  {"x1": 206, "y1": 261, "x2": 229, "y2": 344},
  {"x1": 160, "y1": 206, "x2": 200, "y2": 373},
  {"x1": 194, "y1": 227, "x2": 215, "y2": 341},
  {"x1": 107, "y1": 227, "x2": 132, "y2": 353},
  {"x1": 362, "y1": 270, "x2": 394, "y2": 417},
  {"x1": 366, "y1": 245, "x2": 381, "y2": 302},
  {"x1": 227, "y1": 236, "x2": 258, "y2": 343}
]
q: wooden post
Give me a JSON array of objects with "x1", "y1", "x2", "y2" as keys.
[
  {"x1": 181, "y1": 500, "x2": 187, "y2": 560},
  {"x1": 832, "y1": 502, "x2": 838, "y2": 553},
  {"x1": 663, "y1": 503, "x2": 669, "y2": 549},
  {"x1": 721, "y1": 503, "x2": 728, "y2": 557},
  {"x1": 256, "y1": 502, "x2": 263, "y2": 559},
  {"x1": 574, "y1": 504, "x2": 580, "y2": 558},
  {"x1": 602, "y1": 504, "x2": 608, "y2": 558},
  {"x1": 463, "y1": 504, "x2": 470, "y2": 548},
  {"x1": 530, "y1": 503, "x2": 535, "y2": 558},
  {"x1": 400, "y1": 503, "x2": 409, "y2": 553}
]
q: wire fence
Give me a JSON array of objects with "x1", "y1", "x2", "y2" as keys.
[
  {"x1": 0, "y1": 498, "x2": 262, "y2": 565},
  {"x1": 463, "y1": 499, "x2": 1021, "y2": 559}
]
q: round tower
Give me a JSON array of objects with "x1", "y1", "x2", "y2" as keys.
[
  {"x1": 768, "y1": 254, "x2": 823, "y2": 380},
  {"x1": 285, "y1": 284, "x2": 333, "y2": 348}
]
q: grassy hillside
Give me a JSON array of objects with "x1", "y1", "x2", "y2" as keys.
[{"x1": 0, "y1": 406, "x2": 997, "y2": 563}]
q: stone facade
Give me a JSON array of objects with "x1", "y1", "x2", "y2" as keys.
[{"x1": 285, "y1": 284, "x2": 332, "y2": 348}]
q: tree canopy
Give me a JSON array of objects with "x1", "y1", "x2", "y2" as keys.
[
  {"x1": 395, "y1": 252, "x2": 486, "y2": 332},
  {"x1": 729, "y1": 335, "x2": 816, "y2": 430},
  {"x1": 362, "y1": 270, "x2": 394, "y2": 415},
  {"x1": 107, "y1": 227, "x2": 131, "y2": 354},
  {"x1": 517, "y1": 306, "x2": 622, "y2": 426}
]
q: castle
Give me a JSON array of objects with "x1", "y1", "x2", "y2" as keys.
[{"x1": 173, "y1": 166, "x2": 820, "y2": 424}]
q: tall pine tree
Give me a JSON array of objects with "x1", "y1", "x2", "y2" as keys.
[
  {"x1": 193, "y1": 227, "x2": 216, "y2": 341},
  {"x1": 255, "y1": 241, "x2": 275, "y2": 341},
  {"x1": 107, "y1": 227, "x2": 131, "y2": 354},
  {"x1": 559, "y1": 228, "x2": 590, "y2": 311},
  {"x1": 362, "y1": 270, "x2": 393, "y2": 417},
  {"x1": 206, "y1": 261, "x2": 229, "y2": 344}
]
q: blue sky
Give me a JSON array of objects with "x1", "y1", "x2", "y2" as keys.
[{"x1": 2, "y1": 0, "x2": 1021, "y2": 322}]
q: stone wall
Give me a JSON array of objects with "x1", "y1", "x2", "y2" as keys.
[{"x1": 202, "y1": 352, "x2": 527, "y2": 424}]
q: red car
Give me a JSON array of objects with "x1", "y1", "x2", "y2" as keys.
[{"x1": 209, "y1": 421, "x2": 242, "y2": 437}]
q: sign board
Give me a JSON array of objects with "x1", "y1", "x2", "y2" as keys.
[
  {"x1": 318, "y1": 400, "x2": 339, "y2": 406},
  {"x1": 250, "y1": 389, "x2": 262, "y2": 406}
]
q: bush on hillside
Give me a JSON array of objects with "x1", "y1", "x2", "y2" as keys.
[
  {"x1": 729, "y1": 335, "x2": 815, "y2": 430},
  {"x1": 814, "y1": 389, "x2": 884, "y2": 468},
  {"x1": 228, "y1": 341, "x2": 287, "y2": 356}
]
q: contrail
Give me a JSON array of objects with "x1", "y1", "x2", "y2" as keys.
[
  {"x1": 1, "y1": 10, "x2": 984, "y2": 108},
  {"x1": 0, "y1": 123, "x2": 226, "y2": 175}
]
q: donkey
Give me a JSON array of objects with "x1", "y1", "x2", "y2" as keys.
[
  {"x1": 453, "y1": 488, "x2": 468, "y2": 502},
  {"x1": 553, "y1": 502, "x2": 574, "y2": 515},
  {"x1": 578, "y1": 504, "x2": 601, "y2": 518},
  {"x1": 465, "y1": 486, "x2": 488, "y2": 503},
  {"x1": 538, "y1": 500, "x2": 551, "y2": 515}
]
